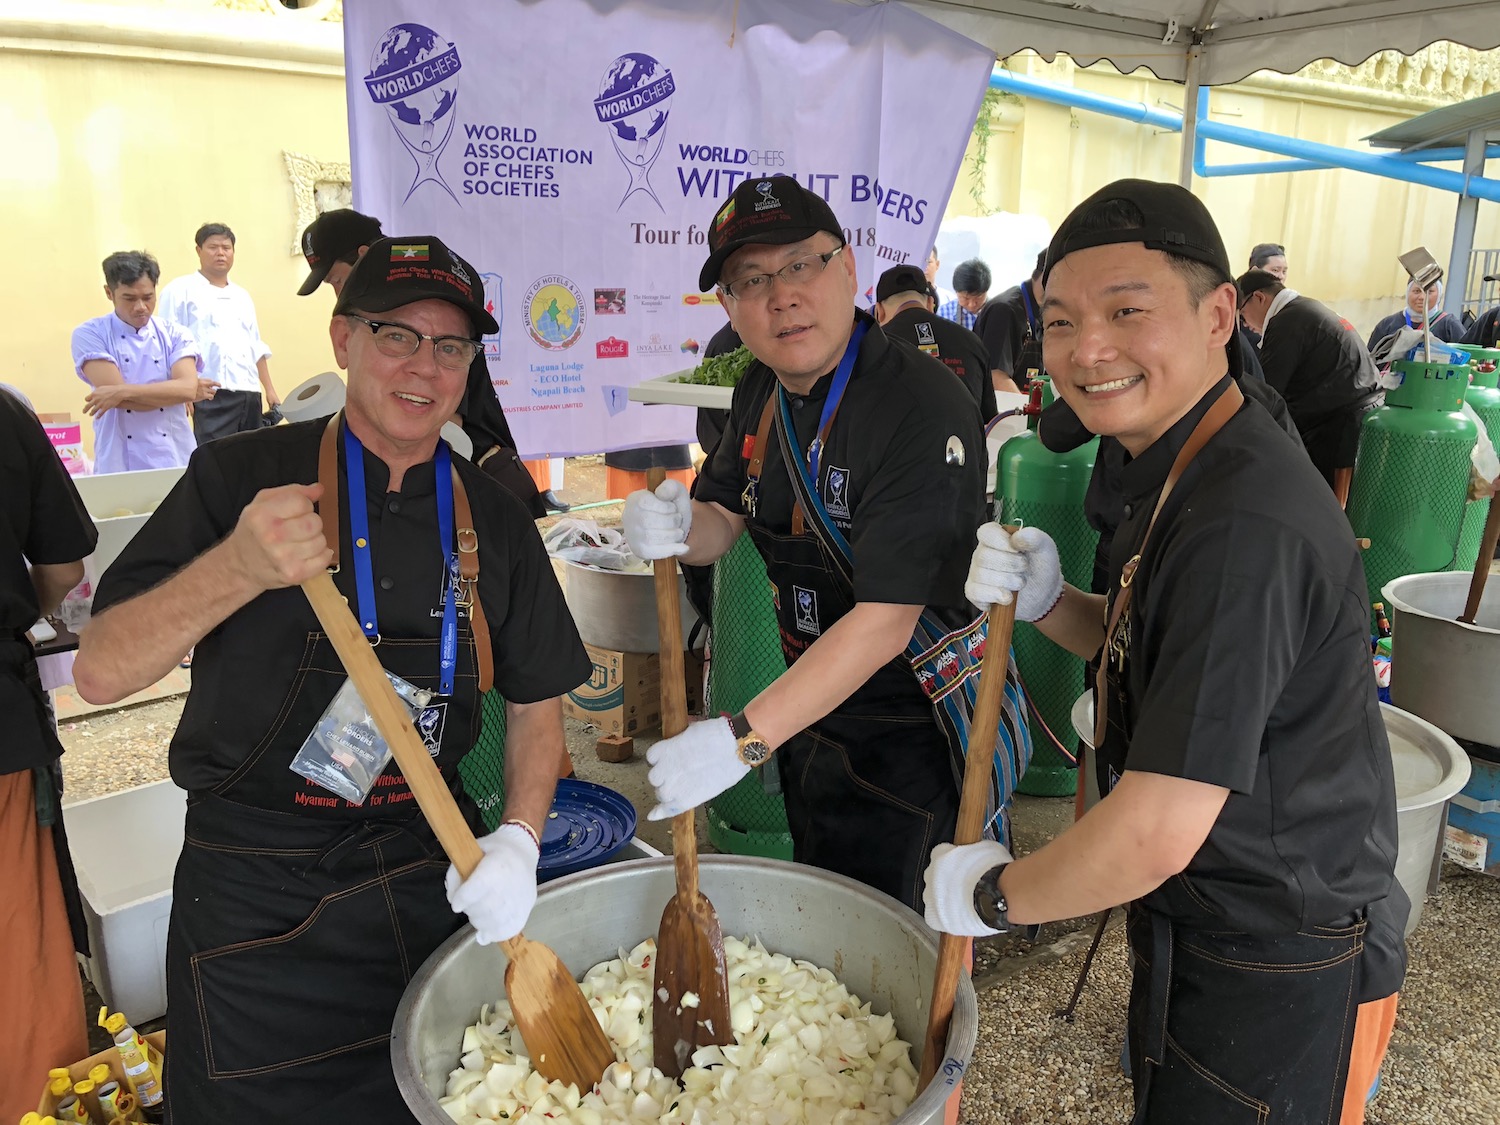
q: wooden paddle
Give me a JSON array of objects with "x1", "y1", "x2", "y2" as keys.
[
  {"x1": 1459, "y1": 497, "x2": 1500, "y2": 623},
  {"x1": 301, "y1": 572, "x2": 615, "y2": 1092},
  {"x1": 917, "y1": 593, "x2": 1018, "y2": 1090},
  {"x1": 646, "y1": 468, "x2": 733, "y2": 1077}
]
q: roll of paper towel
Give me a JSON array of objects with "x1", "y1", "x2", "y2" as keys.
[{"x1": 280, "y1": 372, "x2": 347, "y2": 422}]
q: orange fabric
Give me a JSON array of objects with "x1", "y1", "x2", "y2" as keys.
[
  {"x1": 0, "y1": 769, "x2": 88, "y2": 1120},
  {"x1": 521, "y1": 458, "x2": 551, "y2": 489},
  {"x1": 604, "y1": 466, "x2": 694, "y2": 502},
  {"x1": 941, "y1": 939, "x2": 975, "y2": 1125},
  {"x1": 1340, "y1": 993, "x2": 1399, "y2": 1125}
]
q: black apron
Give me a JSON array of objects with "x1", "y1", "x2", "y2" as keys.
[
  {"x1": 1014, "y1": 285, "x2": 1044, "y2": 393},
  {"x1": 744, "y1": 520, "x2": 958, "y2": 913},
  {"x1": 1095, "y1": 386, "x2": 1364, "y2": 1123},
  {"x1": 164, "y1": 576, "x2": 485, "y2": 1122}
]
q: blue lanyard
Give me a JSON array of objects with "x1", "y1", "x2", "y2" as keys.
[
  {"x1": 785, "y1": 319, "x2": 870, "y2": 482},
  {"x1": 1020, "y1": 282, "x2": 1041, "y2": 338},
  {"x1": 343, "y1": 425, "x2": 458, "y2": 697}
]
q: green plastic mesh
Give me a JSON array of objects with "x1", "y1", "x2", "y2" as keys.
[
  {"x1": 705, "y1": 535, "x2": 794, "y2": 859},
  {"x1": 1001, "y1": 498, "x2": 1099, "y2": 797},
  {"x1": 1348, "y1": 432, "x2": 1472, "y2": 611},
  {"x1": 459, "y1": 689, "x2": 509, "y2": 831}
]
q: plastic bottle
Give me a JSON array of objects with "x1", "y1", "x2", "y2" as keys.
[
  {"x1": 53, "y1": 1095, "x2": 89, "y2": 1125},
  {"x1": 69, "y1": 1080, "x2": 97, "y2": 1124},
  {"x1": 93, "y1": 1079, "x2": 125, "y2": 1122},
  {"x1": 97, "y1": 1008, "x2": 164, "y2": 1117}
]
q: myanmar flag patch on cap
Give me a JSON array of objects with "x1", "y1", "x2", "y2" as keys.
[
  {"x1": 714, "y1": 198, "x2": 737, "y2": 231},
  {"x1": 391, "y1": 243, "x2": 430, "y2": 262}
]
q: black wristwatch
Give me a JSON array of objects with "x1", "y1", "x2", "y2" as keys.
[
  {"x1": 973, "y1": 862, "x2": 1012, "y2": 932},
  {"x1": 725, "y1": 711, "x2": 772, "y2": 767}
]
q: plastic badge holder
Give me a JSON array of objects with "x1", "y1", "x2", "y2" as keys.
[{"x1": 290, "y1": 672, "x2": 433, "y2": 804}]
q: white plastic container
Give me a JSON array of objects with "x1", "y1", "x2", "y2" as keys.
[
  {"x1": 72, "y1": 467, "x2": 186, "y2": 578},
  {"x1": 65, "y1": 780, "x2": 186, "y2": 1022}
]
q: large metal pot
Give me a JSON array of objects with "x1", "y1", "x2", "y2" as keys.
[
  {"x1": 1383, "y1": 570, "x2": 1500, "y2": 745},
  {"x1": 392, "y1": 855, "x2": 977, "y2": 1125}
]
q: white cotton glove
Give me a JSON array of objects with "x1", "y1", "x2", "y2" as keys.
[
  {"x1": 645, "y1": 716, "x2": 751, "y2": 821},
  {"x1": 922, "y1": 840, "x2": 1014, "y2": 937},
  {"x1": 622, "y1": 479, "x2": 693, "y2": 560},
  {"x1": 444, "y1": 822, "x2": 539, "y2": 945},
  {"x1": 965, "y1": 524, "x2": 1063, "y2": 621}
]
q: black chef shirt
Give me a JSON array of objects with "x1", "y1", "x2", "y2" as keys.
[
  {"x1": 1103, "y1": 376, "x2": 1397, "y2": 934},
  {"x1": 1, "y1": 392, "x2": 97, "y2": 772},
  {"x1": 93, "y1": 419, "x2": 589, "y2": 792},
  {"x1": 881, "y1": 305, "x2": 997, "y2": 422},
  {"x1": 1462, "y1": 305, "x2": 1499, "y2": 348},
  {"x1": 695, "y1": 311, "x2": 983, "y2": 637},
  {"x1": 974, "y1": 280, "x2": 1038, "y2": 382}
]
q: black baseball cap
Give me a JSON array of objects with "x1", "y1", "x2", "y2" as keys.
[
  {"x1": 1235, "y1": 268, "x2": 1283, "y2": 308},
  {"x1": 1042, "y1": 179, "x2": 1233, "y2": 288},
  {"x1": 333, "y1": 235, "x2": 498, "y2": 336},
  {"x1": 699, "y1": 175, "x2": 844, "y2": 292},
  {"x1": 299, "y1": 210, "x2": 385, "y2": 296},
  {"x1": 875, "y1": 264, "x2": 933, "y2": 304}
]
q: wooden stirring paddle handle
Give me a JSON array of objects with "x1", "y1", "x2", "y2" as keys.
[
  {"x1": 917, "y1": 596, "x2": 1018, "y2": 1090},
  {"x1": 646, "y1": 469, "x2": 699, "y2": 896},
  {"x1": 1460, "y1": 498, "x2": 1500, "y2": 624}
]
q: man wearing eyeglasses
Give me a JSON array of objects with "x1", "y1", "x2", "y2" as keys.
[
  {"x1": 72, "y1": 236, "x2": 588, "y2": 1123},
  {"x1": 620, "y1": 176, "x2": 1016, "y2": 911}
]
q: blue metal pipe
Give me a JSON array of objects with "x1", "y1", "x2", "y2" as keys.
[{"x1": 987, "y1": 69, "x2": 1182, "y2": 132}]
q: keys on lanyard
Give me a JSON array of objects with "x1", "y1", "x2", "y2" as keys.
[{"x1": 342, "y1": 424, "x2": 459, "y2": 697}]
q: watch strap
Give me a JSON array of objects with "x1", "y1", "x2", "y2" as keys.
[{"x1": 725, "y1": 711, "x2": 751, "y2": 740}]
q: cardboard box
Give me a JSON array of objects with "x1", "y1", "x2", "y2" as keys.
[
  {"x1": 41, "y1": 417, "x2": 88, "y2": 475},
  {"x1": 37, "y1": 1030, "x2": 165, "y2": 1115},
  {"x1": 564, "y1": 643, "x2": 703, "y2": 737}
]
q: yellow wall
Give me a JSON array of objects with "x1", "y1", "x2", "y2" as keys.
[
  {"x1": 949, "y1": 52, "x2": 1500, "y2": 338},
  {"x1": 3, "y1": 15, "x2": 348, "y2": 448}
]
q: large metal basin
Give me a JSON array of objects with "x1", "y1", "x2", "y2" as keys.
[
  {"x1": 1383, "y1": 570, "x2": 1500, "y2": 745},
  {"x1": 392, "y1": 855, "x2": 976, "y2": 1125}
]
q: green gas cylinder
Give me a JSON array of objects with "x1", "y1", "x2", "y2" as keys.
[
  {"x1": 1453, "y1": 348, "x2": 1500, "y2": 571},
  {"x1": 998, "y1": 378, "x2": 1099, "y2": 797},
  {"x1": 1347, "y1": 357, "x2": 1478, "y2": 611}
]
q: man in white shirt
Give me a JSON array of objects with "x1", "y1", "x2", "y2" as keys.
[{"x1": 159, "y1": 223, "x2": 279, "y2": 444}]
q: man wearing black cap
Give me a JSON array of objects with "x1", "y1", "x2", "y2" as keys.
[
  {"x1": 974, "y1": 250, "x2": 1045, "y2": 396},
  {"x1": 924, "y1": 180, "x2": 1401, "y2": 1122},
  {"x1": 873, "y1": 263, "x2": 996, "y2": 421},
  {"x1": 74, "y1": 235, "x2": 588, "y2": 1123},
  {"x1": 619, "y1": 175, "x2": 1029, "y2": 910},
  {"x1": 298, "y1": 209, "x2": 555, "y2": 517},
  {"x1": 1237, "y1": 267, "x2": 1383, "y2": 503}
]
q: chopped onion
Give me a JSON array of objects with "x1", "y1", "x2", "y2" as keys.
[{"x1": 437, "y1": 935, "x2": 920, "y2": 1125}]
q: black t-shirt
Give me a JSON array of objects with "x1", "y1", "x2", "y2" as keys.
[
  {"x1": 1462, "y1": 306, "x2": 1500, "y2": 348},
  {"x1": 1104, "y1": 377, "x2": 1398, "y2": 933},
  {"x1": 973, "y1": 281, "x2": 1035, "y2": 378},
  {"x1": 93, "y1": 420, "x2": 589, "y2": 791},
  {"x1": 1366, "y1": 308, "x2": 1467, "y2": 353},
  {"x1": 882, "y1": 305, "x2": 998, "y2": 422},
  {"x1": 696, "y1": 312, "x2": 984, "y2": 610},
  {"x1": 1, "y1": 392, "x2": 97, "y2": 772}
]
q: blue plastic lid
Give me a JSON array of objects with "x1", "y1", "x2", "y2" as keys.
[{"x1": 537, "y1": 778, "x2": 638, "y2": 881}]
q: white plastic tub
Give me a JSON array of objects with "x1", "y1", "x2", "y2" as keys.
[{"x1": 72, "y1": 466, "x2": 186, "y2": 578}]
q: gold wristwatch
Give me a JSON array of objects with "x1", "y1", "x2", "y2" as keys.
[{"x1": 726, "y1": 711, "x2": 772, "y2": 766}]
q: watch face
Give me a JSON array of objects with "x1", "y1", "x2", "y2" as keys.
[{"x1": 738, "y1": 737, "x2": 772, "y2": 766}]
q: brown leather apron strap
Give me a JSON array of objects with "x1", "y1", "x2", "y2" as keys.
[
  {"x1": 315, "y1": 413, "x2": 493, "y2": 694},
  {"x1": 318, "y1": 413, "x2": 342, "y2": 568},
  {"x1": 1093, "y1": 381, "x2": 1245, "y2": 753}
]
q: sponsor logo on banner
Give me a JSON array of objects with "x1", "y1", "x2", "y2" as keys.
[
  {"x1": 680, "y1": 338, "x2": 701, "y2": 355},
  {"x1": 637, "y1": 332, "x2": 674, "y2": 358},
  {"x1": 596, "y1": 336, "x2": 629, "y2": 359},
  {"x1": 594, "y1": 53, "x2": 675, "y2": 210},
  {"x1": 683, "y1": 293, "x2": 722, "y2": 307},
  {"x1": 525, "y1": 275, "x2": 586, "y2": 350},
  {"x1": 594, "y1": 288, "x2": 627, "y2": 315},
  {"x1": 634, "y1": 291, "x2": 673, "y2": 312},
  {"x1": 480, "y1": 273, "x2": 503, "y2": 359},
  {"x1": 793, "y1": 586, "x2": 820, "y2": 635},
  {"x1": 365, "y1": 23, "x2": 463, "y2": 203},
  {"x1": 825, "y1": 466, "x2": 851, "y2": 519}
]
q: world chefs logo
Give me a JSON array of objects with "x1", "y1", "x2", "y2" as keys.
[
  {"x1": 525, "y1": 275, "x2": 586, "y2": 351},
  {"x1": 365, "y1": 23, "x2": 463, "y2": 204},
  {"x1": 594, "y1": 53, "x2": 675, "y2": 212}
]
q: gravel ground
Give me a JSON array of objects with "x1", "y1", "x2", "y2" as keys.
[{"x1": 57, "y1": 693, "x2": 1500, "y2": 1123}]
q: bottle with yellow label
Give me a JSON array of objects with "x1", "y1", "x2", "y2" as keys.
[{"x1": 97, "y1": 1008, "x2": 164, "y2": 1119}]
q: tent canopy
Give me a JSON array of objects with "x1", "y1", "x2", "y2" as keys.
[{"x1": 896, "y1": 0, "x2": 1500, "y2": 86}]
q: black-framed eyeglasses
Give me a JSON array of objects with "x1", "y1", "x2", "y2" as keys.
[
  {"x1": 345, "y1": 314, "x2": 480, "y2": 370},
  {"x1": 721, "y1": 245, "x2": 844, "y2": 301}
]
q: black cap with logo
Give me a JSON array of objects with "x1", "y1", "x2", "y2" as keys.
[
  {"x1": 699, "y1": 175, "x2": 845, "y2": 292},
  {"x1": 875, "y1": 264, "x2": 934, "y2": 304},
  {"x1": 333, "y1": 235, "x2": 498, "y2": 336},
  {"x1": 298, "y1": 209, "x2": 385, "y2": 296}
]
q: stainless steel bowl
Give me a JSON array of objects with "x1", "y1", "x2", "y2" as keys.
[{"x1": 392, "y1": 855, "x2": 977, "y2": 1124}]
